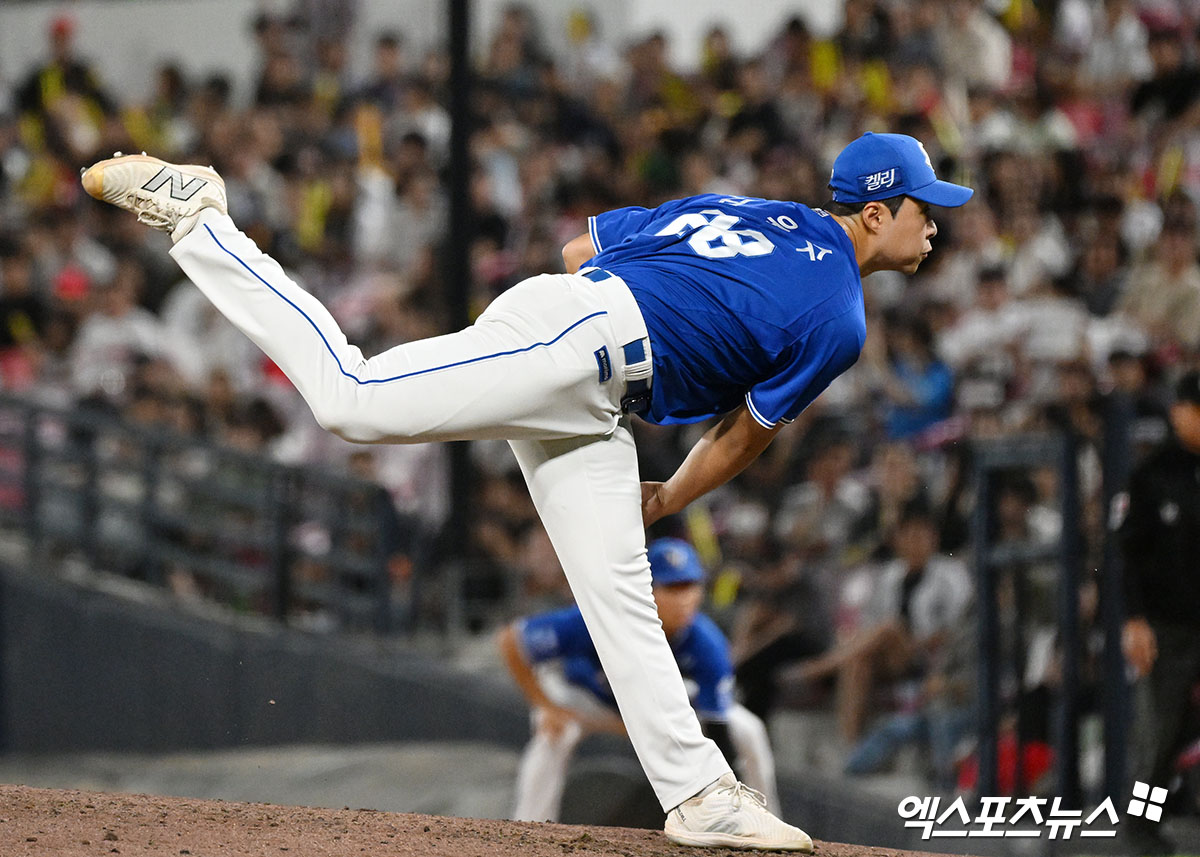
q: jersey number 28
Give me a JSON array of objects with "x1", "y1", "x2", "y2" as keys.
[{"x1": 655, "y1": 209, "x2": 775, "y2": 259}]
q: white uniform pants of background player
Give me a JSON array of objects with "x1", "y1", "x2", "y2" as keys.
[
  {"x1": 169, "y1": 209, "x2": 732, "y2": 811},
  {"x1": 513, "y1": 666, "x2": 780, "y2": 822}
]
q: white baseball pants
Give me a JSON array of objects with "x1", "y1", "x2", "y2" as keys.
[
  {"x1": 169, "y1": 209, "x2": 731, "y2": 810},
  {"x1": 512, "y1": 668, "x2": 780, "y2": 822}
]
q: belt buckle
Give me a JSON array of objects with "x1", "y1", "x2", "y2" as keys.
[
  {"x1": 621, "y1": 378, "x2": 651, "y2": 415},
  {"x1": 620, "y1": 393, "x2": 651, "y2": 415}
]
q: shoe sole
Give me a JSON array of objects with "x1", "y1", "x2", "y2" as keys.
[
  {"x1": 81, "y1": 154, "x2": 225, "y2": 203},
  {"x1": 663, "y1": 828, "x2": 814, "y2": 852}
]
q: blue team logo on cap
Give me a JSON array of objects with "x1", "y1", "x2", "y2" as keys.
[
  {"x1": 647, "y1": 538, "x2": 705, "y2": 586},
  {"x1": 859, "y1": 167, "x2": 901, "y2": 195},
  {"x1": 830, "y1": 132, "x2": 973, "y2": 208}
]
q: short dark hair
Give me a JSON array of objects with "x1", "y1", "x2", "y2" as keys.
[
  {"x1": 376, "y1": 31, "x2": 402, "y2": 50},
  {"x1": 898, "y1": 498, "x2": 937, "y2": 531},
  {"x1": 0, "y1": 233, "x2": 22, "y2": 260},
  {"x1": 822, "y1": 195, "x2": 906, "y2": 217}
]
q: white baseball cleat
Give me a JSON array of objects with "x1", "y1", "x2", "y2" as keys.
[
  {"x1": 81, "y1": 152, "x2": 226, "y2": 242},
  {"x1": 664, "y1": 774, "x2": 814, "y2": 852}
]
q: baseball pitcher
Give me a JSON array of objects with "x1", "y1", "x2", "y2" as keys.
[{"x1": 82, "y1": 132, "x2": 970, "y2": 850}]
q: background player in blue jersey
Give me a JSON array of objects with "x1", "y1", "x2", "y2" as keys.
[
  {"x1": 82, "y1": 131, "x2": 971, "y2": 851},
  {"x1": 499, "y1": 538, "x2": 779, "y2": 823}
]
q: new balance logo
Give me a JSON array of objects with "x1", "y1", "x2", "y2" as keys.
[{"x1": 141, "y1": 167, "x2": 207, "y2": 201}]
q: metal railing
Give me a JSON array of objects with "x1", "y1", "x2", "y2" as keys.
[
  {"x1": 972, "y1": 432, "x2": 1083, "y2": 804},
  {"x1": 971, "y1": 409, "x2": 1134, "y2": 807},
  {"x1": 0, "y1": 394, "x2": 428, "y2": 633}
]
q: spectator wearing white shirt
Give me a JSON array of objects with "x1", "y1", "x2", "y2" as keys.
[
  {"x1": 159, "y1": 276, "x2": 261, "y2": 393},
  {"x1": 938, "y1": 265, "x2": 1023, "y2": 377},
  {"x1": 1118, "y1": 219, "x2": 1200, "y2": 351},
  {"x1": 935, "y1": 0, "x2": 1013, "y2": 93},
  {"x1": 1056, "y1": 0, "x2": 1153, "y2": 95},
  {"x1": 796, "y1": 505, "x2": 973, "y2": 743},
  {"x1": 70, "y1": 258, "x2": 202, "y2": 400}
]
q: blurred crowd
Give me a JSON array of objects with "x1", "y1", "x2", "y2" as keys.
[{"x1": 3, "y1": 0, "x2": 1200, "y2": 788}]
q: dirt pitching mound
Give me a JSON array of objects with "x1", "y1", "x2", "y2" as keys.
[{"x1": 0, "y1": 783, "x2": 953, "y2": 857}]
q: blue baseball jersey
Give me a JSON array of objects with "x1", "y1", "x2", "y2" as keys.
[
  {"x1": 517, "y1": 605, "x2": 736, "y2": 720},
  {"x1": 587, "y1": 193, "x2": 865, "y2": 427}
]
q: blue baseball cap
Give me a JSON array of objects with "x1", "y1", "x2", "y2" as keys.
[
  {"x1": 830, "y1": 132, "x2": 973, "y2": 208},
  {"x1": 647, "y1": 538, "x2": 705, "y2": 586}
]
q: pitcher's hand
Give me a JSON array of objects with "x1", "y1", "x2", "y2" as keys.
[{"x1": 641, "y1": 481, "x2": 673, "y2": 528}]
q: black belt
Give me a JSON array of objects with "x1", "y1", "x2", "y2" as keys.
[
  {"x1": 620, "y1": 339, "x2": 651, "y2": 415},
  {"x1": 581, "y1": 268, "x2": 651, "y2": 415}
]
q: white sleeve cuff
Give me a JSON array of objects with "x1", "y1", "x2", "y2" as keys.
[
  {"x1": 744, "y1": 393, "x2": 777, "y2": 429},
  {"x1": 588, "y1": 215, "x2": 602, "y2": 253}
]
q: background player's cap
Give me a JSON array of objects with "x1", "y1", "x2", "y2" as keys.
[
  {"x1": 647, "y1": 538, "x2": 705, "y2": 586},
  {"x1": 830, "y1": 132, "x2": 973, "y2": 208}
]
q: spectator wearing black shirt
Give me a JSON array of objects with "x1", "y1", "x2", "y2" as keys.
[
  {"x1": 0, "y1": 236, "x2": 47, "y2": 350},
  {"x1": 726, "y1": 60, "x2": 786, "y2": 157},
  {"x1": 358, "y1": 32, "x2": 409, "y2": 112},
  {"x1": 1130, "y1": 23, "x2": 1200, "y2": 123},
  {"x1": 15, "y1": 16, "x2": 116, "y2": 120},
  {"x1": 1118, "y1": 370, "x2": 1200, "y2": 855},
  {"x1": 14, "y1": 15, "x2": 116, "y2": 157}
]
